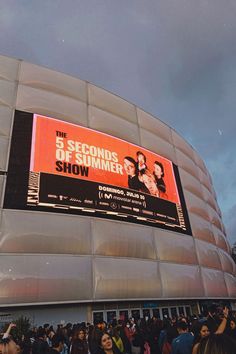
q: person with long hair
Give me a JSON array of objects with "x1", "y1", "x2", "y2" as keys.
[
  {"x1": 192, "y1": 323, "x2": 210, "y2": 354},
  {"x1": 192, "y1": 307, "x2": 229, "y2": 354},
  {"x1": 97, "y1": 332, "x2": 121, "y2": 354},
  {"x1": 153, "y1": 161, "x2": 166, "y2": 196},
  {"x1": 70, "y1": 328, "x2": 88, "y2": 354},
  {"x1": 0, "y1": 323, "x2": 21, "y2": 354},
  {"x1": 227, "y1": 318, "x2": 236, "y2": 339},
  {"x1": 0, "y1": 338, "x2": 20, "y2": 354},
  {"x1": 197, "y1": 333, "x2": 236, "y2": 354}
]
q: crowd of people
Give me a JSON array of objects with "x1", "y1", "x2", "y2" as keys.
[{"x1": 1, "y1": 305, "x2": 236, "y2": 354}]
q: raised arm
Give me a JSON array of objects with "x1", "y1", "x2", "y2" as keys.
[
  {"x1": 2, "y1": 323, "x2": 16, "y2": 339},
  {"x1": 215, "y1": 307, "x2": 229, "y2": 334}
]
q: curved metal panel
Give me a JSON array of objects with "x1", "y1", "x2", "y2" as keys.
[
  {"x1": 88, "y1": 105, "x2": 140, "y2": 145},
  {"x1": 0, "y1": 106, "x2": 13, "y2": 137},
  {"x1": 213, "y1": 226, "x2": 228, "y2": 252},
  {"x1": 154, "y1": 229, "x2": 198, "y2": 264},
  {"x1": 207, "y1": 205, "x2": 223, "y2": 231},
  {"x1": 201, "y1": 185, "x2": 218, "y2": 213},
  {"x1": 224, "y1": 273, "x2": 236, "y2": 298},
  {"x1": 198, "y1": 169, "x2": 213, "y2": 194},
  {"x1": 0, "y1": 136, "x2": 9, "y2": 171},
  {"x1": 0, "y1": 55, "x2": 19, "y2": 81},
  {"x1": 93, "y1": 257, "x2": 161, "y2": 299},
  {"x1": 195, "y1": 239, "x2": 222, "y2": 270},
  {"x1": 160, "y1": 263, "x2": 204, "y2": 297},
  {"x1": 139, "y1": 129, "x2": 177, "y2": 163},
  {"x1": 0, "y1": 176, "x2": 5, "y2": 208},
  {"x1": 189, "y1": 212, "x2": 215, "y2": 244},
  {"x1": 0, "y1": 255, "x2": 93, "y2": 305},
  {"x1": 219, "y1": 250, "x2": 235, "y2": 274},
  {"x1": 137, "y1": 108, "x2": 172, "y2": 143},
  {"x1": 171, "y1": 130, "x2": 195, "y2": 161},
  {"x1": 184, "y1": 190, "x2": 210, "y2": 221},
  {"x1": 193, "y1": 150, "x2": 207, "y2": 175},
  {"x1": 16, "y1": 85, "x2": 88, "y2": 127},
  {"x1": 0, "y1": 210, "x2": 92, "y2": 254},
  {"x1": 92, "y1": 219, "x2": 156, "y2": 260},
  {"x1": 88, "y1": 84, "x2": 137, "y2": 123},
  {"x1": 0, "y1": 55, "x2": 234, "y2": 303},
  {"x1": 201, "y1": 267, "x2": 228, "y2": 297},
  {"x1": 37, "y1": 255, "x2": 93, "y2": 302},
  {"x1": 0, "y1": 79, "x2": 17, "y2": 107},
  {"x1": 175, "y1": 149, "x2": 199, "y2": 180},
  {"x1": 178, "y1": 168, "x2": 203, "y2": 199},
  {"x1": 19, "y1": 62, "x2": 87, "y2": 102}
]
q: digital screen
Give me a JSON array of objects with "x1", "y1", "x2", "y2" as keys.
[{"x1": 4, "y1": 110, "x2": 192, "y2": 235}]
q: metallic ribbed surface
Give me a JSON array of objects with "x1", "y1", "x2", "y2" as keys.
[{"x1": 0, "y1": 54, "x2": 235, "y2": 306}]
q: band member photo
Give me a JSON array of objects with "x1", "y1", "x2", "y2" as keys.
[
  {"x1": 139, "y1": 169, "x2": 160, "y2": 197},
  {"x1": 123, "y1": 155, "x2": 168, "y2": 200},
  {"x1": 153, "y1": 161, "x2": 166, "y2": 194},
  {"x1": 136, "y1": 151, "x2": 147, "y2": 172},
  {"x1": 123, "y1": 156, "x2": 149, "y2": 193}
]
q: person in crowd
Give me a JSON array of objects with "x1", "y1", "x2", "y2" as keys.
[
  {"x1": 192, "y1": 307, "x2": 229, "y2": 354},
  {"x1": 48, "y1": 334, "x2": 65, "y2": 353},
  {"x1": 56, "y1": 326, "x2": 69, "y2": 354},
  {"x1": 124, "y1": 318, "x2": 136, "y2": 353},
  {"x1": 116, "y1": 321, "x2": 131, "y2": 354},
  {"x1": 44, "y1": 323, "x2": 50, "y2": 335},
  {"x1": 46, "y1": 326, "x2": 55, "y2": 347},
  {"x1": 159, "y1": 319, "x2": 177, "y2": 354},
  {"x1": 97, "y1": 332, "x2": 121, "y2": 354},
  {"x1": 0, "y1": 338, "x2": 20, "y2": 354},
  {"x1": 70, "y1": 328, "x2": 88, "y2": 354},
  {"x1": 153, "y1": 161, "x2": 166, "y2": 196},
  {"x1": 124, "y1": 320, "x2": 135, "y2": 342},
  {"x1": 88, "y1": 324, "x2": 104, "y2": 354},
  {"x1": 206, "y1": 306, "x2": 222, "y2": 334},
  {"x1": 207, "y1": 306, "x2": 229, "y2": 335},
  {"x1": 32, "y1": 327, "x2": 49, "y2": 354},
  {"x1": 148, "y1": 316, "x2": 162, "y2": 354},
  {"x1": 112, "y1": 327, "x2": 124, "y2": 353},
  {"x1": 227, "y1": 318, "x2": 236, "y2": 339},
  {"x1": 171, "y1": 321, "x2": 193, "y2": 354},
  {"x1": 123, "y1": 156, "x2": 148, "y2": 193},
  {"x1": 1, "y1": 323, "x2": 17, "y2": 340},
  {"x1": 196, "y1": 333, "x2": 236, "y2": 354},
  {"x1": 136, "y1": 152, "x2": 147, "y2": 172},
  {"x1": 192, "y1": 323, "x2": 210, "y2": 354},
  {"x1": 20, "y1": 331, "x2": 34, "y2": 354},
  {"x1": 131, "y1": 325, "x2": 144, "y2": 354},
  {"x1": 0, "y1": 323, "x2": 21, "y2": 354},
  {"x1": 65, "y1": 323, "x2": 73, "y2": 341},
  {"x1": 1, "y1": 307, "x2": 235, "y2": 354}
]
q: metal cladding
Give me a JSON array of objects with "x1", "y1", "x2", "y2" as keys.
[{"x1": 0, "y1": 54, "x2": 235, "y2": 306}]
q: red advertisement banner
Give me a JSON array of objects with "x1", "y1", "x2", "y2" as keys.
[{"x1": 30, "y1": 114, "x2": 180, "y2": 204}]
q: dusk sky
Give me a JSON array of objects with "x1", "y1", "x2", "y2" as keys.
[{"x1": 1, "y1": 0, "x2": 236, "y2": 244}]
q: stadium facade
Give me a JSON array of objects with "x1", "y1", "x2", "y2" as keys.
[{"x1": 0, "y1": 54, "x2": 235, "y2": 326}]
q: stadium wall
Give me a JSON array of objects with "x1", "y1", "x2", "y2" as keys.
[{"x1": 0, "y1": 54, "x2": 235, "y2": 322}]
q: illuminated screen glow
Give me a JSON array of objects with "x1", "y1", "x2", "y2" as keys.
[{"x1": 4, "y1": 110, "x2": 192, "y2": 235}]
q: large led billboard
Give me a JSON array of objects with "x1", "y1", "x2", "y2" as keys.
[{"x1": 4, "y1": 110, "x2": 192, "y2": 234}]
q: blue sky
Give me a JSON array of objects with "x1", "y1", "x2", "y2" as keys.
[{"x1": 1, "y1": 0, "x2": 236, "y2": 244}]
